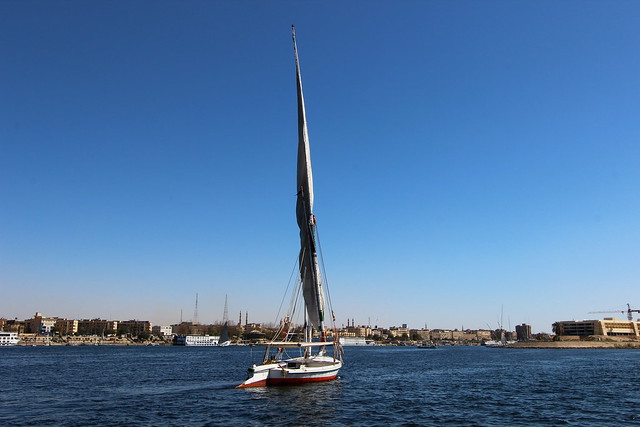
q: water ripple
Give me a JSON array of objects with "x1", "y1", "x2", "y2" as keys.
[{"x1": 1, "y1": 346, "x2": 639, "y2": 425}]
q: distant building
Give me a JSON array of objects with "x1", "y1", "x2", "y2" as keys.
[
  {"x1": 78, "y1": 319, "x2": 118, "y2": 336},
  {"x1": 515, "y1": 323, "x2": 532, "y2": 341},
  {"x1": 55, "y1": 319, "x2": 79, "y2": 335},
  {"x1": 460, "y1": 331, "x2": 481, "y2": 341},
  {"x1": 152, "y1": 325, "x2": 173, "y2": 336},
  {"x1": 476, "y1": 330, "x2": 492, "y2": 340},
  {"x1": 344, "y1": 325, "x2": 371, "y2": 337},
  {"x1": 389, "y1": 326, "x2": 410, "y2": 338},
  {"x1": 29, "y1": 312, "x2": 57, "y2": 335},
  {"x1": 370, "y1": 328, "x2": 387, "y2": 338},
  {"x1": 411, "y1": 329, "x2": 431, "y2": 340},
  {"x1": 556, "y1": 318, "x2": 639, "y2": 337},
  {"x1": 245, "y1": 323, "x2": 262, "y2": 330},
  {"x1": 119, "y1": 320, "x2": 152, "y2": 336},
  {"x1": 426, "y1": 329, "x2": 493, "y2": 342},
  {"x1": 0, "y1": 318, "x2": 26, "y2": 333},
  {"x1": 430, "y1": 329, "x2": 452, "y2": 340}
]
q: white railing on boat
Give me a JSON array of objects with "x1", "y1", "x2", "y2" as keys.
[{"x1": 257, "y1": 341, "x2": 337, "y2": 348}]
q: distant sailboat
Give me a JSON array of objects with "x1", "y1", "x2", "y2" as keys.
[
  {"x1": 218, "y1": 321, "x2": 231, "y2": 346},
  {"x1": 219, "y1": 295, "x2": 231, "y2": 346},
  {"x1": 237, "y1": 26, "x2": 343, "y2": 388},
  {"x1": 484, "y1": 306, "x2": 515, "y2": 347}
]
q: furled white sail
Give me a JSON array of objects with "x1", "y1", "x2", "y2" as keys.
[{"x1": 292, "y1": 26, "x2": 325, "y2": 331}]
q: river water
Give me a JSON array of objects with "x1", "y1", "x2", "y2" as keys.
[{"x1": 1, "y1": 345, "x2": 638, "y2": 426}]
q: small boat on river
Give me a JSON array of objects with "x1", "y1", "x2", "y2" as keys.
[{"x1": 416, "y1": 342, "x2": 438, "y2": 349}]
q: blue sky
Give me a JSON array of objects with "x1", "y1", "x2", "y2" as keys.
[{"x1": 1, "y1": 1, "x2": 639, "y2": 333}]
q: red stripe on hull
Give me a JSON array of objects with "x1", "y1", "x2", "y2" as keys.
[{"x1": 267, "y1": 374, "x2": 338, "y2": 386}]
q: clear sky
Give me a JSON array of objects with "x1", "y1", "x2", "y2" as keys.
[{"x1": 1, "y1": 1, "x2": 639, "y2": 333}]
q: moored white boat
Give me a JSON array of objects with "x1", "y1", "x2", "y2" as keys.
[
  {"x1": 173, "y1": 335, "x2": 220, "y2": 346},
  {"x1": 416, "y1": 342, "x2": 438, "y2": 349},
  {"x1": 0, "y1": 332, "x2": 19, "y2": 346},
  {"x1": 339, "y1": 337, "x2": 376, "y2": 346},
  {"x1": 483, "y1": 340, "x2": 516, "y2": 348},
  {"x1": 237, "y1": 26, "x2": 343, "y2": 388}
]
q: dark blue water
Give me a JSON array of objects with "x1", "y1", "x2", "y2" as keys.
[{"x1": 1, "y1": 346, "x2": 639, "y2": 426}]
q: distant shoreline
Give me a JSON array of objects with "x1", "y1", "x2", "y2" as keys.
[
  {"x1": 10, "y1": 335, "x2": 640, "y2": 349},
  {"x1": 14, "y1": 335, "x2": 169, "y2": 346},
  {"x1": 506, "y1": 341, "x2": 640, "y2": 349}
]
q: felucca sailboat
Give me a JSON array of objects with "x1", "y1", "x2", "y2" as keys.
[{"x1": 237, "y1": 26, "x2": 343, "y2": 388}]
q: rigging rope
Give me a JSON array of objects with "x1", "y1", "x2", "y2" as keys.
[
  {"x1": 273, "y1": 253, "x2": 300, "y2": 327},
  {"x1": 315, "y1": 223, "x2": 336, "y2": 330}
]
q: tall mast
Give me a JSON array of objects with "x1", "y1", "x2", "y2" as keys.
[
  {"x1": 292, "y1": 25, "x2": 326, "y2": 339},
  {"x1": 193, "y1": 293, "x2": 199, "y2": 324}
]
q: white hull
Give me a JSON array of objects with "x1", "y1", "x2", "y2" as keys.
[
  {"x1": 173, "y1": 335, "x2": 221, "y2": 346},
  {"x1": 238, "y1": 354, "x2": 342, "y2": 388},
  {"x1": 339, "y1": 337, "x2": 375, "y2": 346},
  {"x1": 484, "y1": 340, "x2": 516, "y2": 347},
  {"x1": 0, "y1": 332, "x2": 19, "y2": 346}
]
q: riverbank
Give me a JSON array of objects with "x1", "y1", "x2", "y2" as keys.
[
  {"x1": 16, "y1": 335, "x2": 171, "y2": 346},
  {"x1": 507, "y1": 340, "x2": 640, "y2": 349}
]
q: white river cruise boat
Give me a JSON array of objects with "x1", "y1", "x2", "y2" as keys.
[
  {"x1": 173, "y1": 335, "x2": 220, "y2": 346},
  {"x1": 0, "y1": 332, "x2": 19, "y2": 346},
  {"x1": 339, "y1": 337, "x2": 376, "y2": 346}
]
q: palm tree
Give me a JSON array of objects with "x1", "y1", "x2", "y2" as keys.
[{"x1": 552, "y1": 322, "x2": 564, "y2": 336}]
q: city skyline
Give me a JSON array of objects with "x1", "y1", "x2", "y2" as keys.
[
  {"x1": 2, "y1": 307, "x2": 538, "y2": 335},
  {"x1": 2, "y1": 2, "x2": 639, "y2": 334},
  {"x1": 3, "y1": 298, "x2": 635, "y2": 335}
]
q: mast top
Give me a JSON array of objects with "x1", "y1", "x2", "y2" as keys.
[{"x1": 292, "y1": 25, "x2": 299, "y2": 58}]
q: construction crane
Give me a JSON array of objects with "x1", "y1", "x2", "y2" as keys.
[{"x1": 588, "y1": 303, "x2": 640, "y2": 321}]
